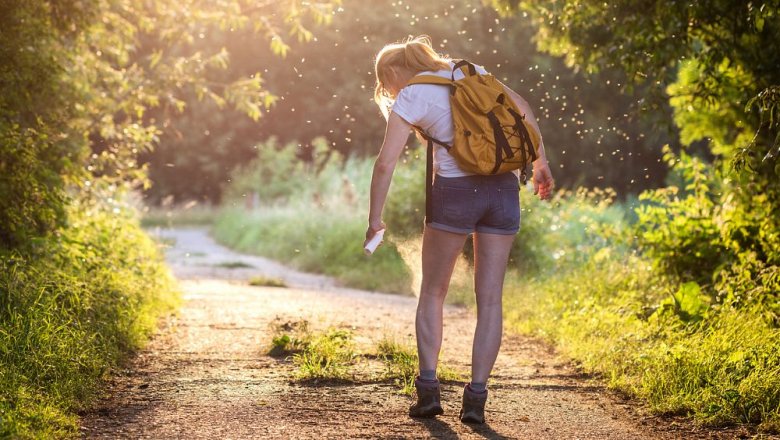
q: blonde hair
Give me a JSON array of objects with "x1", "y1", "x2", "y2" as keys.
[{"x1": 374, "y1": 35, "x2": 450, "y2": 117}]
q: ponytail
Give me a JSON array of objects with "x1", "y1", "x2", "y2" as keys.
[
  {"x1": 402, "y1": 37, "x2": 449, "y2": 72},
  {"x1": 374, "y1": 35, "x2": 450, "y2": 117}
]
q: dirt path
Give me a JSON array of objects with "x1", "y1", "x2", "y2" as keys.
[{"x1": 80, "y1": 228, "x2": 746, "y2": 439}]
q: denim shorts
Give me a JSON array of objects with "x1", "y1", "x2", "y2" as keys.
[{"x1": 428, "y1": 172, "x2": 521, "y2": 235}]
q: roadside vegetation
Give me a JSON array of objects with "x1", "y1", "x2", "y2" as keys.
[
  {"x1": 1, "y1": 0, "x2": 337, "y2": 438},
  {"x1": 0, "y1": 203, "x2": 179, "y2": 438}
]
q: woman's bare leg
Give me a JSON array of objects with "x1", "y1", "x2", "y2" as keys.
[
  {"x1": 416, "y1": 226, "x2": 469, "y2": 373},
  {"x1": 471, "y1": 232, "x2": 515, "y2": 384}
]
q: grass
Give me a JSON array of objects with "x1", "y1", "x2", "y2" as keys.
[
  {"x1": 267, "y1": 319, "x2": 311, "y2": 357},
  {"x1": 376, "y1": 337, "x2": 465, "y2": 395},
  {"x1": 249, "y1": 276, "x2": 287, "y2": 288},
  {"x1": 267, "y1": 321, "x2": 466, "y2": 393},
  {"x1": 503, "y1": 254, "x2": 780, "y2": 432},
  {"x1": 266, "y1": 320, "x2": 357, "y2": 380},
  {"x1": 0, "y1": 200, "x2": 179, "y2": 439},
  {"x1": 293, "y1": 329, "x2": 357, "y2": 381}
]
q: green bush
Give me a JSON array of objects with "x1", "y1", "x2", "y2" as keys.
[
  {"x1": 0, "y1": 1, "x2": 88, "y2": 249},
  {"x1": 634, "y1": 147, "x2": 729, "y2": 285},
  {"x1": 0, "y1": 200, "x2": 179, "y2": 438},
  {"x1": 225, "y1": 137, "x2": 373, "y2": 206}
]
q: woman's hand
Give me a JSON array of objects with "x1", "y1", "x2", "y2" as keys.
[
  {"x1": 364, "y1": 220, "x2": 387, "y2": 247},
  {"x1": 366, "y1": 112, "x2": 410, "y2": 248},
  {"x1": 532, "y1": 161, "x2": 555, "y2": 201}
]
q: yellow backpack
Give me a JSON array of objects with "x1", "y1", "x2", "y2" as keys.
[{"x1": 406, "y1": 60, "x2": 541, "y2": 181}]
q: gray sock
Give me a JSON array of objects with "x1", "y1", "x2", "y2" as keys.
[
  {"x1": 468, "y1": 382, "x2": 487, "y2": 393},
  {"x1": 419, "y1": 369, "x2": 437, "y2": 381}
]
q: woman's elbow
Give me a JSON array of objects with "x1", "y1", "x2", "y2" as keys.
[{"x1": 373, "y1": 159, "x2": 396, "y2": 177}]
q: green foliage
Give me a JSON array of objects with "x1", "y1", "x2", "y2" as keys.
[
  {"x1": 633, "y1": 144, "x2": 779, "y2": 320},
  {"x1": 0, "y1": 126, "x2": 72, "y2": 248},
  {"x1": 145, "y1": 0, "x2": 674, "y2": 204},
  {"x1": 267, "y1": 319, "x2": 311, "y2": 357},
  {"x1": 513, "y1": 186, "x2": 627, "y2": 274},
  {"x1": 634, "y1": 147, "x2": 728, "y2": 284},
  {"x1": 0, "y1": 1, "x2": 89, "y2": 248},
  {"x1": 268, "y1": 325, "x2": 465, "y2": 392},
  {"x1": 267, "y1": 320, "x2": 357, "y2": 380},
  {"x1": 0, "y1": 200, "x2": 179, "y2": 438},
  {"x1": 225, "y1": 137, "x2": 333, "y2": 204},
  {"x1": 1, "y1": 0, "x2": 339, "y2": 249},
  {"x1": 382, "y1": 152, "x2": 427, "y2": 237},
  {"x1": 654, "y1": 282, "x2": 711, "y2": 323},
  {"x1": 492, "y1": 0, "x2": 780, "y2": 305},
  {"x1": 375, "y1": 338, "x2": 420, "y2": 394}
]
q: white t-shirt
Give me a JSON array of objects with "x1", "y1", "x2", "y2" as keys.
[{"x1": 391, "y1": 61, "x2": 489, "y2": 178}]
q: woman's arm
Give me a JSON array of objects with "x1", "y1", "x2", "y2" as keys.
[
  {"x1": 365, "y1": 112, "x2": 412, "y2": 243},
  {"x1": 501, "y1": 83, "x2": 555, "y2": 200}
]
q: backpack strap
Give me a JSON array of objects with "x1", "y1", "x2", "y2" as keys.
[
  {"x1": 412, "y1": 126, "x2": 451, "y2": 150},
  {"x1": 452, "y1": 59, "x2": 477, "y2": 78},
  {"x1": 425, "y1": 135, "x2": 433, "y2": 224},
  {"x1": 406, "y1": 75, "x2": 454, "y2": 87},
  {"x1": 412, "y1": 126, "x2": 450, "y2": 225}
]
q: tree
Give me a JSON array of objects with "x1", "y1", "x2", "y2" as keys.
[
  {"x1": 491, "y1": 0, "x2": 780, "y2": 308},
  {"x1": 0, "y1": 0, "x2": 339, "y2": 249},
  {"x1": 143, "y1": 0, "x2": 676, "y2": 203},
  {"x1": 0, "y1": 0, "x2": 93, "y2": 248}
]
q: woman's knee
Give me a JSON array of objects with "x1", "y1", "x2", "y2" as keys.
[
  {"x1": 420, "y1": 281, "x2": 449, "y2": 301},
  {"x1": 474, "y1": 290, "x2": 503, "y2": 309}
]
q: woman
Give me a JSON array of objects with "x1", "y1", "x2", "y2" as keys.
[{"x1": 365, "y1": 36, "x2": 554, "y2": 424}]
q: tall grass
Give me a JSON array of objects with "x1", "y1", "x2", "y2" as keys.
[
  {"x1": 0, "y1": 200, "x2": 179, "y2": 438},
  {"x1": 213, "y1": 139, "x2": 414, "y2": 293}
]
